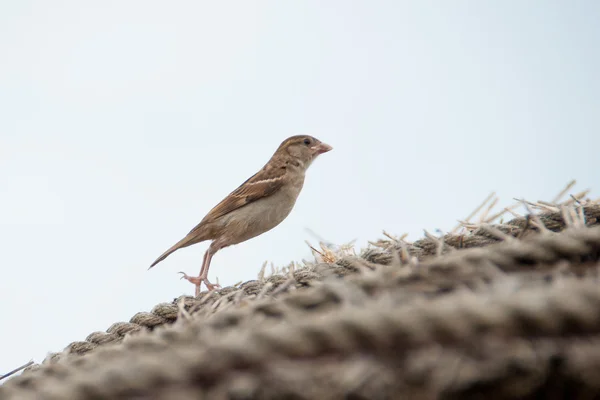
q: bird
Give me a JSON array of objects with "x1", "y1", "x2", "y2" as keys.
[{"x1": 148, "y1": 135, "x2": 333, "y2": 296}]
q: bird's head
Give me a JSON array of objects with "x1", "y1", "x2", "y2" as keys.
[{"x1": 275, "y1": 135, "x2": 332, "y2": 169}]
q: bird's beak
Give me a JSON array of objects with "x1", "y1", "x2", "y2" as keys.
[{"x1": 311, "y1": 142, "x2": 333, "y2": 155}]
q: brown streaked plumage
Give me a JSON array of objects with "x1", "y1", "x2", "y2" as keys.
[{"x1": 149, "y1": 135, "x2": 332, "y2": 296}]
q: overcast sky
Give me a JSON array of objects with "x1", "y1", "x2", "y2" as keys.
[{"x1": 1, "y1": 1, "x2": 599, "y2": 375}]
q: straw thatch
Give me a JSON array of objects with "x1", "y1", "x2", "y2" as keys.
[{"x1": 2, "y1": 182, "x2": 600, "y2": 400}]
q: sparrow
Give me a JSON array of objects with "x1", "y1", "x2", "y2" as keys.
[{"x1": 149, "y1": 135, "x2": 333, "y2": 296}]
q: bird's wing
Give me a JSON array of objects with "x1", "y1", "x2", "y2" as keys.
[{"x1": 188, "y1": 166, "x2": 287, "y2": 234}]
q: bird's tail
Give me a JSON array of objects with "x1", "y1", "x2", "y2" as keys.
[{"x1": 148, "y1": 235, "x2": 203, "y2": 269}]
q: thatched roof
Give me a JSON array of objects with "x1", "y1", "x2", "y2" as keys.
[{"x1": 2, "y1": 185, "x2": 600, "y2": 399}]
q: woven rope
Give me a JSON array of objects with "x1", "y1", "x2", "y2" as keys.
[
  {"x1": 2, "y1": 218, "x2": 600, "y2": 399},
  {"x1": 0, "y1": 223, "x2": 600, "y2": 399},
  {"x1": 4, "y1": 273, "x2": 600, "y2": 399}
]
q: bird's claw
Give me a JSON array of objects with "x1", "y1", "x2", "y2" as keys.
[
  {"x1": 178, "y1": 272, "x2": 221, "y2": 294},
  {"x1": 178, "y1": 271, "x2": 202, "y2": 285},
  {"x1": 203, "y1": 279, "x2": 222, "y2": 291}
]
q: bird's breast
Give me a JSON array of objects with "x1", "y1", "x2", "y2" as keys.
[{"x1": 221, "y1": 176, "x2": 304, "y2": 245}]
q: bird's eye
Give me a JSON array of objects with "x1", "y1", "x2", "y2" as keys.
[{"x1": 303, "y1": 138, "x2": 311, "y2": 145}]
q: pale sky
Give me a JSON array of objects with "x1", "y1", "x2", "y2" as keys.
[{"x1": 1, "y1": 1, "x2": 599, "y2": 375}]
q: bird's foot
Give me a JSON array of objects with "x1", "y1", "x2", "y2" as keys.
[
  {"x1": 203, "y1": 278, "x2": 222, "y2": 291},
  {"x1": 178, "y1": 272, "x2": 221, "y2": 296},
  {"x1": 178, "y1": 272, "x2": 202, "y2": 296}
]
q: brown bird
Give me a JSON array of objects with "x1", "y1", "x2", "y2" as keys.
[{"x1": 149, "y1": 135, "x2": 333, "y2": 296}]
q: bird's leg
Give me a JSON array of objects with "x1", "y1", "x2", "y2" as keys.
[
  {"x1": 179, "y1": 250, "x2": 210, "y2": 296},
  {"x1": 179, "y1": 245, "x2": 221, "y2": 295},
  {"x1": 198, "y1": 247, "x2": 221, "y2": 292}
]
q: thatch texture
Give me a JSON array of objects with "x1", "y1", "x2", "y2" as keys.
[{"x1": 2, "y1": 187, "x2": 600, "y2": 400}]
